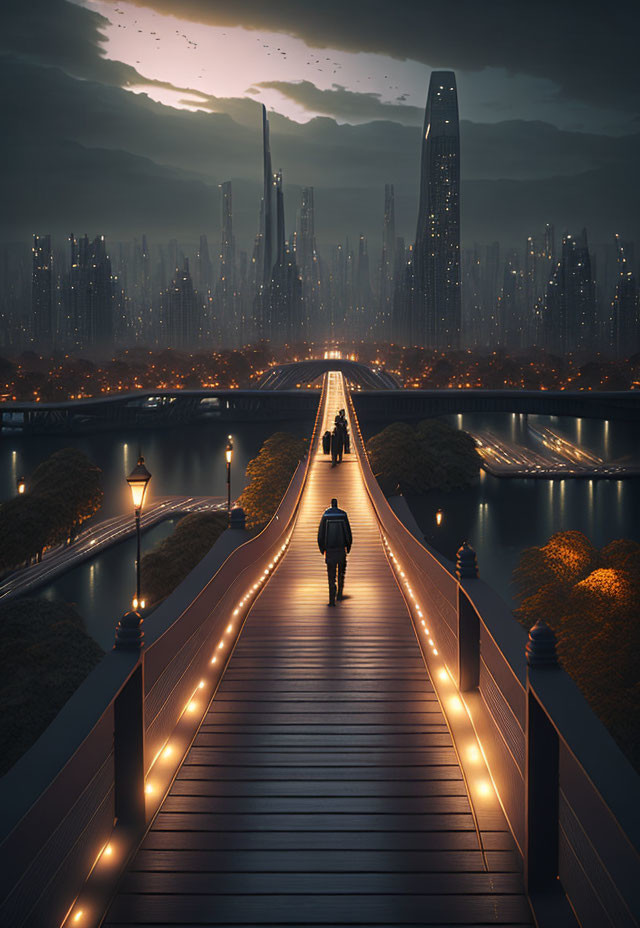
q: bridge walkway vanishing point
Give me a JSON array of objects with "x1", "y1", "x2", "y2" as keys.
[{"x1": 104, "y1": 372, "x2": 532, "y2": 927}]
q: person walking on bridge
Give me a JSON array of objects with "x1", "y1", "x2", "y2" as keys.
[
  {"x1": 317, "y1": 498, "x2": 352, "y2": 607},
  {"x1": 337, "y1": 409, "x2": 350, "y2": 454},
  {"x1": 330, "y1": 423, "x2": 344, "y2": 467}
]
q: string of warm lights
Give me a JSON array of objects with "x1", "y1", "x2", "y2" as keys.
[
  {"x1": 63, "y1": 377, "x2": 338, "y2": 926},
  {"x1": 58, "y1": 378, "x2": 334, "y2": 928},
  {"x1": 381, "y1": 532, "x2": 495, "y2": 806},
  {"x1": 346, "y1": 386, "x2": 497, "y2": 814},
  {"x1": 61, "y1": 529, "x2": 294, "y2": 927}
]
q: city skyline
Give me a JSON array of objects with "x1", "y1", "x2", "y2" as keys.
[
  {"x1": 5, "y1": 82, "x2": 639, "y2": 358},
  {"x1": 1, "y1": 1, "x2": 639, "y2": 358}
]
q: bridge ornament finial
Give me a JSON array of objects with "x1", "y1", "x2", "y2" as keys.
[
  {"x1": 525, "y1": 619, "x2": 558, "y2": 667},
  {"x1": 456, "y1": 541, "x2": 478, "y2": 579},
  {"x1": 115, "y1": 610, "x2": 144, "y2": 650}
]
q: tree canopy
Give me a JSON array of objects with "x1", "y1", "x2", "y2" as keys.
[
  {"x1": 0, "y1": 598, "x2": 103, "y2": 775},
  {"x1": 0, "y1": 448, "x2": 103, "y2": 572},
  {"x1": 140, "y1": 510, "x2": 228, "y2": 607},
  {"x1": 366, "y1": 419, "x2": 481, "y2": 495},
  {"x1": 514, "y1": 530, "x2": 640, "y2": 770},
  {"x1": 238, "y1": 432, "x2": 308, "y2": 529}
]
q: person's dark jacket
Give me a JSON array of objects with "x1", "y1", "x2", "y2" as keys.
[
  {"x1": 336, "y1": 414, "x2": 350, "y2": 453},
  {"x1": 322, "y1": 430, "x2": 331, "y2": 454},
  {"x1": 317, "y1": 505, "x2": 352, "y2": 555},
  {"x1": 330, "y1": 426, "x2": 344, "y2": 454}
]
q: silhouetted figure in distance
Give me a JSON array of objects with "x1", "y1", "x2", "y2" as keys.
[
  {"x1": 337, "y1": 409, "x2": 350, "y2": 454},
  {"x1": 330, "y1": 424, "x2": 344, "y2": 467},
  {"x1": 322, "y1": 429, "x2": 331, "y2": 454},
  {"x1": 317, "y1": 497, "x2": 352, "y2": 606}
]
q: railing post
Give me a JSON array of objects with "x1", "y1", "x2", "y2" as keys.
[
  {"x1": 456, "y1": 543, "x2": 479, "y2": 691},
  {"x1": 113, "y1": 611, "x2": 146, "y2": 831},
  {"x1": 229, "y1": 506, "x2": 246, "y2": 530},
  {"x1": 525, "y1": 619, "x2": 560, "y2": 895}
]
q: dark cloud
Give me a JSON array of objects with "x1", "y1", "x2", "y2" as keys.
[
  {"x1": 107, "y1": 0, "x2": 640, "y2": 113},
  {"x1": 2, "y1": 1, "x2": 640, "y2": 250},
  {"x1": 253, "y1": 80, "x2": 422, "y2": 125},
  {"x1": 1, "y1": 0, "x2": 208, "y2": 105}
]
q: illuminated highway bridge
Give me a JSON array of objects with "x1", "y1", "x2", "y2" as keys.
[{"x1": 0, "y1": 373, "x2": 638, "y2": 927}]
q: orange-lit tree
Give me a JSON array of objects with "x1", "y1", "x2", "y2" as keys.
[{"x1": 514, "y1": 530, "x2": 640, "y2": 769}]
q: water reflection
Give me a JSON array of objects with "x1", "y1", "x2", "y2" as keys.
[
  {"x1": 39, "y1": 519, "x2": 177, "y2": 650},
  {"x1": 1, "y1": 417, "x2": 313, "y2": 647},
  {"x1": 397, "y1": 412, "x2": 640, "y2": 608},
  {"x1": 1, "y1": 418, "x2": 312, "y2": 517}
]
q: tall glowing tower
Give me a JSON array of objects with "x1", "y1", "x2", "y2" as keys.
[{"x1": 413, "y1": 71, "x2": 461, "y2": 348}]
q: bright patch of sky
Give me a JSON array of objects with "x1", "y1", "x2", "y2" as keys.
[{"x1": 78, "y1": 0, "x2": 632, "y2": 134}]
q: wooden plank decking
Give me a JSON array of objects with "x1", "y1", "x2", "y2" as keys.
[{"x1": 105, "y1": 372, "x2": 532, "y2": 926}]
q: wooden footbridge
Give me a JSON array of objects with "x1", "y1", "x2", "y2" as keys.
[{"x1": 1, "y1": 372, "x2": 638, "y2": 928}]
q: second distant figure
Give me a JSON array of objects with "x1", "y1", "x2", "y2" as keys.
[
  {"x1": 337, "y1": 409, "x2": 350, "y2": 454},
  {"x1": 317, "y1": 497, "x2": 352, "y2": 606}
]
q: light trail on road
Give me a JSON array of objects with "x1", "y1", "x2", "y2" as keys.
[{"x1": 0, "y1": 495, "x2": 225, "y2": 603}]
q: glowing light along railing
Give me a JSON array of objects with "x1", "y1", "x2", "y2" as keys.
[
  {"x1": 381, "y1": 535, "x2": 494, "y2": 804},
  {"x1": 143, "y1": 532, "x2": 293, "y2": 805},
  {"x1": 62, "y1": 534, "x2": 294, "y2": 927},
  {"x1": 59, "y1": 379, "x2": 328, "y2": 928}
]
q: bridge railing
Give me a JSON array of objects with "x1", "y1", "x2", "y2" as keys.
[
  {"x1": 347, "y1": 391, "x2": 640, "y2": 926},
  {"x1": 0, "y1": 380, "x2": 326, "y2": 928}
]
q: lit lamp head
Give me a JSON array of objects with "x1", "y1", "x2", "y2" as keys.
[
  {"x1": 225, "y1": 436, "x2": 233, "y2": 465},
  {"x1": 127, "y1": 455, "x2": 152, "y2": 513},
  {"x1": 436, "y1": 509, "x2": 444, "y2": 526},
  {"x1": 17, "y1": 476, "x2": 26, "y2": 495}
]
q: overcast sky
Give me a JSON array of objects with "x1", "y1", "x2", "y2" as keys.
[
  {"x1": 3, "y1": 0, "x2": 640, "y2": 249},
  {"x1": 74, "y1": 0, "x2": 635, "y2": 134}
]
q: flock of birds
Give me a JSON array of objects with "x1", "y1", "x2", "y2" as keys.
[{"x1": 111, "y1": 8, "x2": 410, "y2": 99}]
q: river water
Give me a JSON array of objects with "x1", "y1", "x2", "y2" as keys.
[
  {"x1": 0, "y1": 418, "x2": 313, "y2": 648},
  {"x1": 380, "y1": 413, "x2": 640, "y2": 607},
  {"x1": 1, "y1": 410, "x2": 638, "y2": 646}
]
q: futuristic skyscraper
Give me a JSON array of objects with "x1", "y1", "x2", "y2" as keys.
[
  {"x1": 413, "y1": 71, "x2": 461, "y2": 348},
  {"x1": 261, "y1": 105, "x2": 277, "y2": 288}
]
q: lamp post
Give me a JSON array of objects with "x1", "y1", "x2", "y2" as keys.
[
  {"x1": 16, "y1": 476, "x2": 26, "y2": 495},
  {"x1": 126, "y1": 454, "x2": 151, "y2": 610},
  {"x1": 225, "y1": 436, "x2": 233, "y2": 517}
]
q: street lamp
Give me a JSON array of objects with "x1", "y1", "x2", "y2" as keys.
[
  {"x1": 126, "y1": 454, "x2": 151, "y2": 610},
  {"x1": 16, "y1": 476, "x2": 26, "y2": 495},
  {"x1": 225, "y1": 436, "x2": 233, "y2": 516},
  {"x1": 436, "y1": 509, "x2": 444, "y2": 526}
]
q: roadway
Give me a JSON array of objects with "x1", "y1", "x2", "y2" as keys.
[
  {"x1": 0, "y1": 495, "x2": 224, "y2": 603},
  {"x1": 104, "y1": 373, "x2": 531, "y2": 927},
  {"x1": 471, "y1": 428, "x2": 639, "y2": 477}
]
